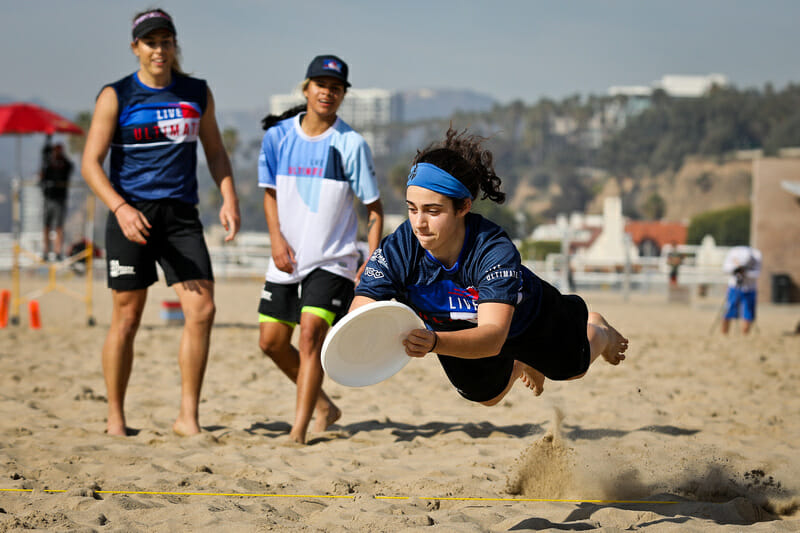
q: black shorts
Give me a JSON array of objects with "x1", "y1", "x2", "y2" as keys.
[
  {"x1": 105, "y1": 200, "x2": 213, "y2": 291},
  {"x1": 257, "y1": 268, "x2": 354, "y2": 327},
  {"x1": 437, "y1": 279, "x2": 591, "y2": 403},
  {"x1": 43, "y1": 197, "x2": 67, "y2": 228}
]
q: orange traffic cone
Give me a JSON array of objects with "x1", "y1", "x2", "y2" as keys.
[
  {"x1": 0, "y1": 290, "x2": 9, "y2": 328},
  {"x1": 28, "y1": 300, "x2": 41, "y2": 330}
]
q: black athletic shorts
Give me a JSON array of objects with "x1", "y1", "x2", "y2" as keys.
[
  {"x1": 437, "y1": 279, "x2": 591, "y2": 403},
  {"x1": 105, "y1": 199, "x2": 213, "y2": 291},
  {"x1": 43, "y1": 197, "x2": 67, "y2": 228},
  {"x1": 257, "y1": 268, "x2": 354, "y2": 327}
]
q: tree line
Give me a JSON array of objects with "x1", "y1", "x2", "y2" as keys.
[{"x1": 68, "y1": 83, "x2": 800, "y2": 242}]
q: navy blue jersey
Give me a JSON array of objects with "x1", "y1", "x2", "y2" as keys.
[
  {"x1": 356, "y1": 213, "x2": 542, "y2": 338},
  {"x1": 105, "y1": 72, "x2": 208, "y2": 204}
]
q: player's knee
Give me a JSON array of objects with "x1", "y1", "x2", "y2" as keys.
[
  {"x1": 113, "y1": 312, "x2": 142, "y2": 339},
  {"x1": 297, "y1": 323, "x2": 328, "y2": 354},
  {"x1": 259, "y1": 335, "x2": 284, "y2": 356},
  {"x1": 185, "y1": 300, "x2": 216, "y2": 325}
]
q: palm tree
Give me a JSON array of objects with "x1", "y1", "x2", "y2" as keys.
[{"x1": 222, "y1": 127, "x2": 240, "y2": 169}]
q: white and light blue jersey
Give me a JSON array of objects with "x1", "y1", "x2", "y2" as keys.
[
  {"x1": 258, "y1": 113, "x2": 380, "y2": 283},
  {"x1": 356, "y1": 213, "x2": 542, "y2": 338}
]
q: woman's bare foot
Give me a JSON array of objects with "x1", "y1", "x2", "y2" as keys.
[
  {"x1": 281, "y1": 434, "x2": 306, "y2": 447},
  {"x1": 288, "y1": 429, "x2": 306, "y2": 445},
  {"x1": 106, "y1": 424, "x2": 128, "y2": 437},
  {"x1": 589, "y1": 312, "x2": 629, "y2": 365},
  {"x1": 106, "y1": 412, "x2": 127, "y2": 436},
  {"x1": 516, "y1": 361, "x2": 545, "y2": 396},
  {"x1": 312, "y1": 403, "x2": 341, "y2": 433},
  {"x1": 173, "y1": 417, "x2": 201, "y2": 437}
]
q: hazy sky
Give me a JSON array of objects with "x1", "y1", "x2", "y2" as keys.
[{"x1": 2, "y1": 0, "x2": 800, "y2": 114}]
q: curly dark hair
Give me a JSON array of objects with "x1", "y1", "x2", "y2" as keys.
[{"x1": 412, "y1": 127, "x2": 505, "y2": 207}]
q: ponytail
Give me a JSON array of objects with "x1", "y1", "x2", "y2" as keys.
[{"x1": 261, "y1": 103, "x2": 306, "y2": 131}]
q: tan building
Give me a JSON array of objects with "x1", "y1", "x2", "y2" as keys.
[{"x1": 752, "y1": 157, "x2": 800, "y2": 302}]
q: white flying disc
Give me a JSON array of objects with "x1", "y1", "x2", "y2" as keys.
[{"x1": 322, "y1": 301, "x2": 423, "y2": 387}]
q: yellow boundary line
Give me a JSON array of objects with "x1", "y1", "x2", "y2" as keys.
[{"x1": 0, "y1": 488, "x2": 679, "y2": 504}]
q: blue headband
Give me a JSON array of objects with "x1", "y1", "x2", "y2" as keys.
[{"x1": 407, "y1": 163, "x2": 472, "y2": 199}]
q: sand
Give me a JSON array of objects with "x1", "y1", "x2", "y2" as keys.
[{"x1": 1, "y1": 276, "x2": 799, "y2": 532}]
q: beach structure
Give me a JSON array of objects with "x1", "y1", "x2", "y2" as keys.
[{"x1": 752, "y1": 157, "x2": 800, "y2": 302}]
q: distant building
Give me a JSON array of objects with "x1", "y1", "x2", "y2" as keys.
[
  {"x1": 654, "y1": 74, "x2": 728, "y2": 97},
  {"x1": 269, "y1": 93, "x2": 305, "y2": 116},
  {"x1": 752, "y1": 157, "x2": 800, "y2": 302},
  {"x1": 269, "y1": 88, "x2": 402, "y2": 155},
  {"x1": 607, "y1": 85, "x2": 652, "y2": 98},
  {"x1": 530, "y1": 212, "x2": 603, "y2": 252},
  {"x1": 583, "y1": 197, "x2": 638, "y2": 265},
  {"x1": 535, "y1": 197, "x2": 688, "y2": 261},
  {"x1": 625, "y1": 220, "x2": 688, "y2": 257},
  {"x1": 585, "y1": 93, "x2": 652, "y2": 148},
  {"x1": 399, "y1": 89, "x2": 495, "y2": 122},
  {"x1": 590, "y1": 73, "x2": 729, "y2": 147},
  {"x1": 609, "y1": 73, "x2": 728, "y2": 99}
]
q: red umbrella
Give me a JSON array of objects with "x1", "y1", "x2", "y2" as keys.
[
  {"x1": 0, "y1": 102, "x2": 83, "y2": 135},
  {"x1": 0, "y1": 102, "x2": 84, "y2": 178}
]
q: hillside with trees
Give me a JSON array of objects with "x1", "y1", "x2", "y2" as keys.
[
  {"x1": 26, "y1": 84, "x2": 795, "y2": 240},
  {"x1": 354, "y1": 83, "x2": 800, "y2": 240}
]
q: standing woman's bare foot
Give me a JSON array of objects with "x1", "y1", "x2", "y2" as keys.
[
  {"x1": 589, "y1": 312, "x2": 629, "y2": 365},
  {"x1": 173, "y1": 417, "x2": 201, "y2": 436},
  {"x1": 515, "y1": 361, "x2": 545, "y2": 396},
  {"x1": 106, "y1": 423, "x2": 128, "y2": 437},
  {"x1": 106, "y1": 412, "x2": 127, "y2": 436}
]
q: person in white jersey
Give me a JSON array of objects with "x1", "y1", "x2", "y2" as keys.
[{"x1": 257, "y1": 55, "x2": 384, "y2": 444}]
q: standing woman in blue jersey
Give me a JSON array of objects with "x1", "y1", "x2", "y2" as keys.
[
  {"x1": 82, "y1": 9, "x2": 241, "y2": 436},
  {"x1": 258, "y1": 55, "x2": 384, "y2": 444},
  {"x1": 354, "y1": 128, "x2": 628, "y2": 405}
]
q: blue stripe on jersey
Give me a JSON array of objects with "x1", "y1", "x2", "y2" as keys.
[
  {"x1": 324, "y1": 146, "x2": 347, "y2": 181},
  {"x1": 294, "y1": 147, "x2": 348, "y2": 211}
]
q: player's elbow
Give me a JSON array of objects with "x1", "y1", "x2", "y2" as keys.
[{"x1": 477, "y1": 328, "x2": 508, "y2": 357}]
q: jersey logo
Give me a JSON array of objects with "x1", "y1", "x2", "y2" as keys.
[
  {"x1": 119, "y1": 101, "x2": 202, "y2": 146},
  {"x1": 363, "y1": 266, "x2": 384, "y2": 279},
  {"x1": 408, "y1": 281, "x2": 479, "y2": 324},
  {"x1": 369, "y1": 248, "x2": 388, "y2": 268}
]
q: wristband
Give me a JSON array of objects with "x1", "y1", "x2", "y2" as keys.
[
  {"x1": 431, "y1": 331, "x2": 439, "y2": 353},
  {"x1": 112, "y1": 201, "x2": 127, "y2": 214}
]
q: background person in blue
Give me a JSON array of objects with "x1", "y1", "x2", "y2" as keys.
[
  {"x1": 353, "y1": 128, "x2": 628, "y2": 405},
  {"x1": 720, "y1": 245, "x2": 762, "y2": 335},
  {"x1": 257, "y1": 55, "x2": 384, "y2": 444},
  {"x1": 82, "y1": 8, "x2": 241, "y2": 436}
]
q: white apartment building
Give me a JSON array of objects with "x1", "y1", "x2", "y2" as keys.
[
  {"x1": 654, "y1": 74, "x2": 728, "y2": 97},
  {"x1": 609, "y1": 73, "x2": 729, "y2": 100},
  {"x1": 269, "y1": 88, "x2": 402, "y2": 155}
]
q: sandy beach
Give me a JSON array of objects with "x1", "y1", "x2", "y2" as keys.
[{"x1": 1, "y1": 276, "x2": 799, "y2": 531}]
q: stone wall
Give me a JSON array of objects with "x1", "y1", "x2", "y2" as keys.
[{"x1": 752, "y1": 158, "x2": 800, "y2": 303}]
